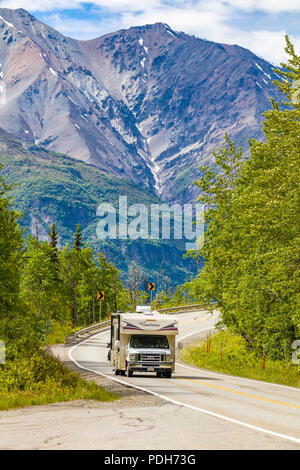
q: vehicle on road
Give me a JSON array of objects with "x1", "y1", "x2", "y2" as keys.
[{"x1": 109, "y1": 310, "x2": 182, "y2": 378}]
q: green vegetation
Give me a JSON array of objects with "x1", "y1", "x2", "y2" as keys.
[
  {"x1": 20, "y1": 230, "x2": 130, "y2": 330},
  {"x1": 43, "y1": 320, "x2": 76, "y2": 345},
  {"x1": 0, "y1": 153, "x2": 189, "y2": 409},
  {"x1": 0, "y1": 137, "x2": 195, "y2": 287},
  {"x1": 0, "y1": 139, "x2": 159, "y2": 244},
  {"x1": 0, "y1": 171, "x2": 125, "y2": 409},
  {"x1": 0, "y1": 351, "x2": 117, "y2": 411},
  {"x1": 1, "y1": 37, "x2": 298, "y2": 404},
  {"x1": 154, "y1": 285, "x2": 196, "y2": 308},
  {"x1": 185, "y1": 37, "x2": 300, "y2": 361},
  {"x1": 182, "y1": 331, "x2": 300, "y2": 388},
  {"x1": 187, "y1": 38, "x2": 300, "y2": 360}
]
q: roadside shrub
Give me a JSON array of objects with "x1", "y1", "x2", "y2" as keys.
[{"x1": 1, "y1": 351, "x2": 84, "y2": 392}]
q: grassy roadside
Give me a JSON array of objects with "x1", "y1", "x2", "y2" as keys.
[
  {"x1": 43, "y1": 318, "x2": 110, "y2": 345},
  {"x1": 0, "y1": 380, "x2": 117, "y2": 411},
  {"x1": 181, "y1": 330, "x2": 300, "y2": 388},
  {"x1": 0, "y1": 323, "x2": 118, "y2": 411}
]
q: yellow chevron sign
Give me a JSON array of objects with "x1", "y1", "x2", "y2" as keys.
[{"x1": 97, "y1": 291, "x2": 104, "y2": 301}]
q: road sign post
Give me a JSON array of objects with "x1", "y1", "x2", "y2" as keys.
[
  {"x1": 97, "y1": 291, "x2": 104, "y2": 321},
  {"x1": 148, "y1": 282, "x2": 155, "y2": 312}
]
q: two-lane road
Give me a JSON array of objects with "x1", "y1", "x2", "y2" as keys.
[{"x1": 69, "y1": 310, "x2": 300, "y2": 447}]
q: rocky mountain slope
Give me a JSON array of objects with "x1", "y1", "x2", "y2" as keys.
[
  {"x1": 0, "y1": 8, "x2": 282, "y2": 203},
  {"x1": 0, "y1": 128, "x2": 195, "y2": 286}
]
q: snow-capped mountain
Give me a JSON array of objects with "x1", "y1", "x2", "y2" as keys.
[{"x1": 0, "y1": 8, "x2": 282, "y2": 203}]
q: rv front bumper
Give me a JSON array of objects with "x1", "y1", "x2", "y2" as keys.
[{"x1": 129, "y1": 363, "x2": 173, "y2": 372}]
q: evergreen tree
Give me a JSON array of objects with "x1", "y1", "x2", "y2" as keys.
[
  {"x1": 73, "y1": 223, "x2": 83, "y2": 251},
  {"x1": 0, "y1": 169, "x2": 23, "y2": 317},
  {"x1": 0, "y1": 171, "x2": 38, "y2": 355},
  {"x1": 48, "y1": 223, "x2": 58, "y2": 264},
  {"x1": 21, "y1": 237, "x2": 65, "y2": 333},
  {"x1": 0, "y1": 170, "x2": 131, "y2": 348}
]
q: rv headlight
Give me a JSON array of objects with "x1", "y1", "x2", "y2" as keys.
[
  {"x1": 129, "y1": 353, "x2": 136, "y2": 361},
  {"x1": 166, "y1": 353, "x2": 172, "y2": 362}
]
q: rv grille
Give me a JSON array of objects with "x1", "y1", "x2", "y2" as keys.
[{"x1": 140, "y1": 353, "x2": 161, "y2": 363}]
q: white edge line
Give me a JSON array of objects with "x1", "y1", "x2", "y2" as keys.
[
  {"x1": 177, "y1": 362, "x2": 300, "y2": 393},
  {"x1": 68, "y1": 330, "x2": 300, "y2": 446},
  {"x1": 179, "y1": 326, "x2": 214, "y2": 341}
]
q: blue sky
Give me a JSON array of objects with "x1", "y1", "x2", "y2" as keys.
[{"x1": 0, "y1": 1, "x2": 299, "y2": 64}]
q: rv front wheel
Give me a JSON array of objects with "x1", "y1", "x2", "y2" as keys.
[{"x1": 127, "y1": 365, "x2": 133, "y2": 377}]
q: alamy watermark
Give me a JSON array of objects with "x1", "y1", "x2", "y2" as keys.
[
  {"x1": 0, "y1": 340, "x2": 5, "y2": 364},
  {"x1": 0, "y1": 69, "x2": 6, "y2": 105},
  {"x1": 291, "y1": 340, "x2": 300, "y2": 365},
  {"x1": 96, "y1": 196, "x2": 204, "y2": 250}
]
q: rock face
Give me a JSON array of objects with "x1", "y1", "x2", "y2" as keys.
[{"x1": 0, "y1": 8, "x2": 282, "y2": 203}]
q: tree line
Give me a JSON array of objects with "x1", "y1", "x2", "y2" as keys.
[
  {"x1": 0, "y1": 185, "x2": 133, "y2": 358},
  {"x1": 0, "y1": 178, "x2": 183, "y2": 359}
]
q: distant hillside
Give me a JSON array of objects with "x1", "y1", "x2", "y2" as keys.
[{"x1": 0, "y1": 129, "x2": 196, "y2": 287}]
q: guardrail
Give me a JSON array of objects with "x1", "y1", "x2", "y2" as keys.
[
  {"x1": 65, "y1": 319, "x2": 110, "y2": 345},
  {"x1": 157, "y1": 303, "x2": 212, "y2": 314},
  {"x1": 64, "y1": 304, "x2": 213, "y2": 344}
]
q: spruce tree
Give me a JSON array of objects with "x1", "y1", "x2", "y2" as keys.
[
  {"x1": 67, "y1": 224, "x2": 83, "y2": 326},
  {"x1": 73, "y1": 223, "x2": 83, "y2": 252},
  {"x1": 48, "y1": 223, "x2": 58, "y2": 263}
]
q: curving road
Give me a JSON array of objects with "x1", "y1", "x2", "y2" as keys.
[{"x1": 69, "y1": 309, "x2": 300, "y2": 448}]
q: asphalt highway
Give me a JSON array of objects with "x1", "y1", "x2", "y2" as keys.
[{"x1": 69, "y1": 309, "x2": 300, "y2": 447}]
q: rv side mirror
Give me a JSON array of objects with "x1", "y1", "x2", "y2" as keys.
[
  {"x1": 115, "y1": 340, "x2": 120, "y2": 348},
  {"x1": 177, "y1": 341, "x2": 183, "y2": 350}
]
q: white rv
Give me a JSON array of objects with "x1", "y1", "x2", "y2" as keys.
[{"x1": 109, "y1": 311, "x2": 181, "y2": 378}]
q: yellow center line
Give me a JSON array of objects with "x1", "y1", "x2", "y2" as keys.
[
  {"x1": 179, "y1": 316, "x2": 211, "y2": 326},
  {"x1": 175, "y1": 377, "x2": 300, "y2": 410}
]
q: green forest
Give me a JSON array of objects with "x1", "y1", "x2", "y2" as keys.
[
  {"x1": 185, "y1": 37, "x2": 300, "y2": 361},
  {"x1": 0, "y1": 189, "x2": 130, "y2": 406}
]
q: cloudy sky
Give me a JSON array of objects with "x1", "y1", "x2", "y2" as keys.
[{"x1": 0, "y1": 0, "x2": 299, "y2": 64}]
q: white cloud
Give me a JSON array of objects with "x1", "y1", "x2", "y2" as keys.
[
  {"x1": 224, "y1": 0, "x2": 300, "y2": 13},
  {"x1": 0, "y1": 0, "x2": 299, "y2": 64},
  {"x1": 118, "y1": 3, "x2": 231, "y2": 36},
  {"x1": 227, "y1": 30, "x2": 300, "y2": 65},
  {"x1": 1, "y1": 0, "x2": 300, "y2": 13},
  {"x1": 0, "y1": 0, "x2": 81, "y2": 11},
  {"x1": 0, "y1": 0, "x2": 160, "y2": 11},
  {"x1": 90, "y1": 0, "x2": 161, "y2": 12},
  {"x1": 110, "y1": 3, "x2": 300, "y2": 64},
  {"x1": 46, "y1": 13, "x2": 120, "y2": 38}
]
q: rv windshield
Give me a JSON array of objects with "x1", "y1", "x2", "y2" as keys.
[{"x1": 130, "y1": 335, "x2": 169, "y2": 349}]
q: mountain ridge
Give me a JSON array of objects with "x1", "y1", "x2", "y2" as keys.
[{"x1": 0, "y1": 8, "x2": 282, "y2": 203}]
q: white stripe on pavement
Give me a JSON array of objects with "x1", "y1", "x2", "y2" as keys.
[{"x1": 68, "y1": 330, "x2": 300, "y2": 446}]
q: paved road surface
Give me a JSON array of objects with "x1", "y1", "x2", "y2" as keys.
[
  {"x1": 68, "y1": 309, "x2": 300, "y2": 447},
  {"x1": 0, "y1": 309, "x2": 299, "y2": 449}
]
